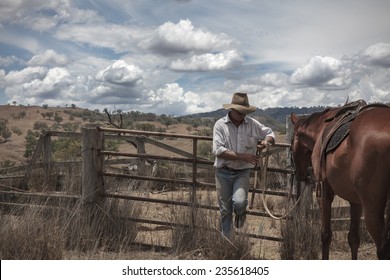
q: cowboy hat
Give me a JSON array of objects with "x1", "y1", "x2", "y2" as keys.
[{"x1": 223, "y1": 92, "x2": 257, "y2": 114}]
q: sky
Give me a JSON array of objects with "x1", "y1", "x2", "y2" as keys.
[{"x1": 0, "y1": 0, "x2": 389, "y2": 116}]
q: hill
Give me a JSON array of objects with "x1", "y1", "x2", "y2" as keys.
[
  {"x1": 186, "y1": 105, "x2": 328, "y2": 132},
  {"x1": 188, "y1": 106, "x2": 327, "y2": 122},
  {"x1": 0, "y1": 105, "x2": 219, "y2": 166}
]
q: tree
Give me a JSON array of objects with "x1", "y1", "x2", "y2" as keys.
[
  {"x1": 52, "y1": 139, "x2": 81, "y2": 161},
  {"x1": 42, "y1": 111, "x2": 54, "y2": 120},
  {"x1": 18, "y1": 111, "x2": 26, "y2": 119},
  {"x1": 33, "y1": 121, "x2": 49, "y2": 132},
  {"x1": 54, "y1": 112, "x2": 63, "y2": 124},
  {"x1": 160, "y1": 115, "x2": 178, "y2": 128},
  {"x1": 24, "y1": 130, "x2": 38, "y2": 158},
  {"x1": 0, "y1": 119, "x2": 12, "y2": 143}
]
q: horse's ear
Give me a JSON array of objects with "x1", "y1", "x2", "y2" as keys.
[{"x1": 291, "y1": 113, "x2": 298, "y2": 125}]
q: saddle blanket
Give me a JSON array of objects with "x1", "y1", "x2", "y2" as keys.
[{"x1": 325, "y1": 121, "x2": 351, "y2": 154}]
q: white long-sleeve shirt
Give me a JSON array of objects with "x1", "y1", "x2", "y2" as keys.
[{"x1": 213, "y1": 113, "x2": 275, "y2": 170}]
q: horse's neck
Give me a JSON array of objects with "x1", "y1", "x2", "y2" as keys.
[{"x1": 305, "y1": 115, "x2": 330, "y2": 150}]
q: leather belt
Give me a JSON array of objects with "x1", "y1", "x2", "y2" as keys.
[{"x1": 222, "y1": 166, "x2": 247, "y2": 172}]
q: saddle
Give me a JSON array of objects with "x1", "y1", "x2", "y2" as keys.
[
  {"x1": 321, "y1": 100, "x2": 390, "y2": 155},
  {"x1": 321, "y1": 100, "x2": 367, "y2": 154}
]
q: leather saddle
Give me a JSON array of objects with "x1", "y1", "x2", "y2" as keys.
[
  {"x1": 321, "y1": 100, "x2": 367, "y2": 154},
  {"x1": 321, "y1": 100, "x2": 389, "y2": 155}
]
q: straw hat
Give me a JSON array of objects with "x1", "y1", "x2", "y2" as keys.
[{"x1": 223, "y1": 93, "x2": 257, "y2": 114}]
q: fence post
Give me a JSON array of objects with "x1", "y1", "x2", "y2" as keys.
[
  {"x1": 81, "y1": 127, "x2": 105, "y2": 207},
  {"x1": 191, "y1": 138, "x2": 198, "y2": 228},
  {"x1": 286, "y1": 115, "x2": 300, "y2": 197},
  {"x1": 43, "y1": 133, "x2": 52, "y2": 186}
]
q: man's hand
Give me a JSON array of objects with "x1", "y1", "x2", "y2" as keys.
[
  {"x1": 257, "y1": 140, "x2": 271, "y2": 151},
  {"x1": 238, "y1": 153, "x2": 260, "y2": 166}
]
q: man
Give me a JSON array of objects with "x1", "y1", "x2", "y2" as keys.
[{"x1": 213, "y1": 92, "x2": 275, "y2": 237}]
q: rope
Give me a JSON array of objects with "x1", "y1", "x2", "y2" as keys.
[{"x1": 252, "y1": 145, "x2": 307, "y2": 220}]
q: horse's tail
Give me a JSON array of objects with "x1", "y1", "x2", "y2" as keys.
[{"x1": 381, "y1": 191, "x2": 390, "y2": 259}]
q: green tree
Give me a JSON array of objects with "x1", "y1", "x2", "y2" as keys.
[
  {"x1": 33, "y1": 121, "x2": 49, "y2": 132},
  {"x1": 54, "y1": 112, "x2": 63, "y2": 124},
  {"x1": 11, "y1": 126, "x2": 23, "y2": 136},
  {"x1": 198, "y1": 142, "x2": 212, "y2": 158},
  {"x1": 62, "y1": 122, "x2": 80, "y2": 132},
  {"x1": 53, "y1": 139, "x2": 81, "y2": 161},
  {"x1": 18, "y1": 111, "x2": 26, "y2": 119},
  {"x1": 0, "y1": 119, "x2": 12, "y2": 142},
  {"x1": 24, "y1": 130, "x2": 38, "y2": 158}
]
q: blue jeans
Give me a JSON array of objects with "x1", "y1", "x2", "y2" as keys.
[{"x1": 215, "y1": 168, "x2": 251, "y2": 237}]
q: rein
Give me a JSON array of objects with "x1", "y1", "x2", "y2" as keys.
[{"x1": 250, "y1": 143, "x2": 306, "y2": 220}]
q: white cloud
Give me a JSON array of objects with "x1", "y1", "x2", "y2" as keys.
[
  {"x1": 0, "y1": 0, "x2": 103, "y2": 32},
  {"x1": 360, "y1": 42, "x2": 390, "y2": 67},
  {"x1": 255, "y1": 72, "x2": 290, "y2": 89},
  {"x1": 170, "y1": 50, "x2": 244, "y2": 71},
  {"x1": 28, "y1": 49, "x2": 68, "y2": 66},
  {"x1": 83, "y1": 60, "x2": 146, "y2": 105},
  {"x1": 146, "y1": 83, "x2": 221, "y2": 115},
  {"x1": 140, "y1": 19, "x2": 234, "y2": 55},
  {"x1": 5, "y1": 66, "x2": 48, "y2": 85},
  {"x1": 5, "y1": 66, "x2": 71, "y2": 104},
  {"x1": 95, "y1": 60, "x2": 143, "y2": 86},
  {"x1": 290, "y1": 56, "x2": 351, "y2": 89},
  {"x1": 0, "y1": 55, "x2": 23, "y2": 67}
]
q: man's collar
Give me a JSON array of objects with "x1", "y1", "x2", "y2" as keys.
[{"x1": 225, "y1": 113, "x2": 248, "y2": 124}]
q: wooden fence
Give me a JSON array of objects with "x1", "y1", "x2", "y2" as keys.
[
  {"x1": 85, "y1": 127, "x2": 298, "y2": 242},
  {"x1": 0, "y1": 126, "x2": 301, "y2": 245}
]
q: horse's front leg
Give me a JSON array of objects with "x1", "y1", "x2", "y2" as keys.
[
  {"x1": 348, "y1": 203, "x2": 362, "y2": 260},
  {"x1": 320, "y1": 182, "x2": 334, "y2": 260}
]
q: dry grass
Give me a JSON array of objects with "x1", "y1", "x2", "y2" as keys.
[
  {"x1": 280, "y1": 186, "x2": 321, "y2": 260},
  {"x1": 0, "y1": 208, "x2": 65, "y2": 259},
  {"x1": 0, "y1": 171, "x2": 141, "y2": 260},
  {"x1": 170, "y1": 206, "x2": 255, "y2": 260},
  {"x1": 0, "y1": 198, "x2": 141, "y2": 259}
]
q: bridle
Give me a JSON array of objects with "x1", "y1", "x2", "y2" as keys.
[{"x1": 289, "y1": 128, "x2": 315, "y2": 184}]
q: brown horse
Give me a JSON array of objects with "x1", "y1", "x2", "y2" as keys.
[{"x1": 290, "y1": 101, "x2": 390, "y2": 260}]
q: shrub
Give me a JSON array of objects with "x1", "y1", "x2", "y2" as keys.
[
  {"x1": 33, "y1": 121, "x2": 49, "y2": 131},
  {"x1": 0, "y1": 119, "x2": 12, "y2": 141},
  {"x1": 24, "y1": 130, "x2": 39, "y2": 158}
]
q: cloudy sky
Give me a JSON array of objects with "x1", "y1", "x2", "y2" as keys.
[{"x1": 0, "y1": 0, "x2": 389, "y2": 116}]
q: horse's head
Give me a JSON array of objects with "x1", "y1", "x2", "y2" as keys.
[
  {"x1": 290, "y1": 113, "x2": 314, "y2": 182},
  {"x1": 290, "y1": 108, "x2": 336, "y2": 182}
]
